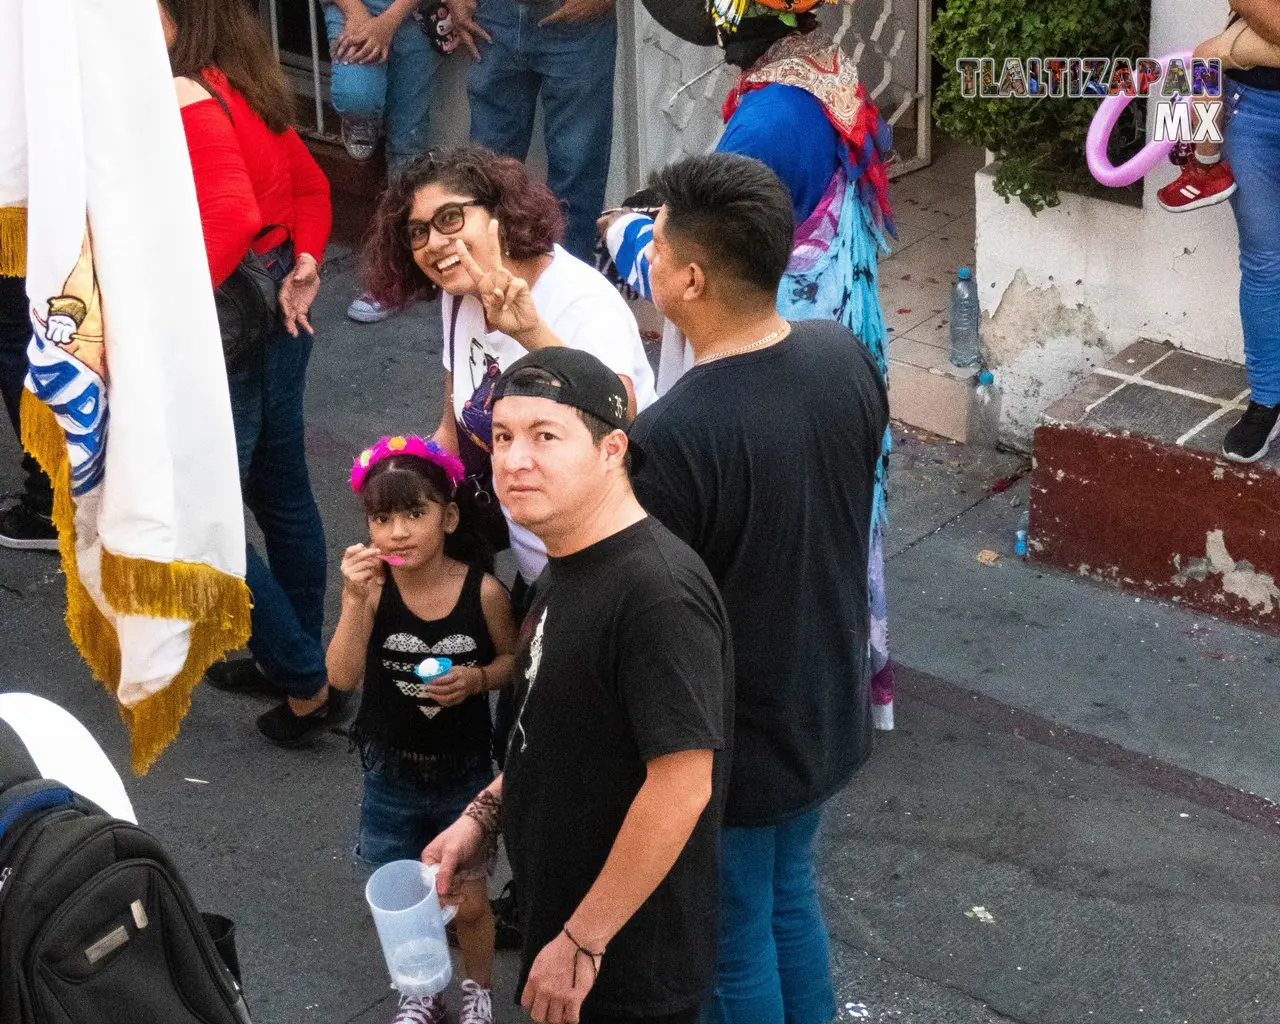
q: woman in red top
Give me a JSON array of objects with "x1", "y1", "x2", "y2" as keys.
[{"x1": 160, "y1": 0, "x2": 340, "y2": 747}]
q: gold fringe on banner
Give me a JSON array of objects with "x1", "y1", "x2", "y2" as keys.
[
  {"x1": 103, "y1": 549, "x2": 251, "y2": 773},
  {"x1": 21, "y1": 389, "x2": 252, "y2": 774},
  {"x1": 0, "y1": 207, "x2": 28, "y2": 278}
]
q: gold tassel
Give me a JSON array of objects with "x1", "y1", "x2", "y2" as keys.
[
  {"x1": 0, "y1": 207, "x2": 28, "y2": 279},
  {"x1": 102, "y1": 551, "x2": 251, "y2": 774},
  {"x1": 120, "y1": 610, "x2": 248, "y2": 774},
  {"x1": 22, "y1": 390, "x2": 252, "y2": 775},
  {"x1": 101, "y1": 550, "x2": 252, "y2": 625},
  {"x1": 18, "y1": 391, "x2": 122, "y2": 686}
]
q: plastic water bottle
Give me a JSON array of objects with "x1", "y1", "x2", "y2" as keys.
[
  {"x1": 949, "y1": 267, "x2": 981, "y2": 368},
  {"x1": 1014, "y1": 510, "x2": 1030, "y2": 558}
]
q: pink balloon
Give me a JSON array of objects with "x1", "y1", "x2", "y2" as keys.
[{"x1": 1086, "y1": 51, "x2": 1194, "y2": 188}]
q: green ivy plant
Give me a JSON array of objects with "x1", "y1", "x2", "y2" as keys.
[{"x1": 931, "y1": 1, "x2": 1150, "y2": 213}]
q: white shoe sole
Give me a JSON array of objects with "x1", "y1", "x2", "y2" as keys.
[
  {"x1": 1158, "y1": 182, "x2": 1237, "y2": 213},
  {"x1": 1221, "y1": 415, "x2": 1280, "y2": 463},
  {"x1": 0, "y1": 534, "x2": 59, "y2": 551}
]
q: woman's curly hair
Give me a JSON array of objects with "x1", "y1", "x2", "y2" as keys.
[{"x1": 361, "y1": 145, "x2": 566, "y2": 311}]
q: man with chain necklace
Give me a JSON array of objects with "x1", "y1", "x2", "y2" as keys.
[{"x1": 629, "y1": 151, "x2": 890, "y2": 1023}]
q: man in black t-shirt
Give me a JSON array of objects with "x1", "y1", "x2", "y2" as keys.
[
  {"x1": 629, "y1": 152, "x2": 890, "y2": 1024},
  {"x1": 425, "y1": 346, "x2": 733, "y2": 1024}
]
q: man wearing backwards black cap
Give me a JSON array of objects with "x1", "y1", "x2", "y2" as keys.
[{"x1": 425, "y1": 346, "x2": 733, "y2": 1024}]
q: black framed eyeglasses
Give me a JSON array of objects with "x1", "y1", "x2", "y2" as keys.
[{"x1": 401, "y1": 201, "x2": 486, "y2": 251}]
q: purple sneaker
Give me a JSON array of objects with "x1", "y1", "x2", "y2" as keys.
[{"x1": 390, "y1": 994, "x2": 446, "y2": 1024}]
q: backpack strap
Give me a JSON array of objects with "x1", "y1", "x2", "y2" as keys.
[
  {"x1": 0, "y1": 719, "x2": 102, "y2": 845},
  {"x1": 0, "y1": 780, "x2": 76, "y2": 846},
  {"x1": 0, "y1": 718, "x2": 40, "y2": 795}
]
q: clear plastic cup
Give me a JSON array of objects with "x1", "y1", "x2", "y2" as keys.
[{"x1": 364, "y1": 860, "x2": 458, "y2": 998}]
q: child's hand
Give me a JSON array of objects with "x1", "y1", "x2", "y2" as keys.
[
  {"x1": 341, "y1": 543, "x2": 385, "y2": 601},
  {"x1": 426, "y1": 666, "x2": 482, "y2": 706},
  {"x1": 331, "y1": 4, "x2": 373, "y2": 62},
  {"x1": 337, "y1": 10, "x2": 400, "y2": 64}
]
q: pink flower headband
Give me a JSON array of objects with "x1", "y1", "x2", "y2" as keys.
[{"x1": 350, "y1": 434, "x2": 466, "y2": 493}]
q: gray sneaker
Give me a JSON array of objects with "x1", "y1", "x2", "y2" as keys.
[
  {"x1": 340, "y1": 117, "x2": 379, "y2": 161},
  {"x1": 347, "y1": 294, "x2": 392, "y2": 323}
]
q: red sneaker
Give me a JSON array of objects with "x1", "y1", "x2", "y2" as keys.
[{"x1": 1157, "y1": 159, "x2": 1237, "y2": 212}]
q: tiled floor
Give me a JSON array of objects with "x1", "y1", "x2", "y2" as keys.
[
  {"x1": 1043, "y1": 339, "x2": 1259, "y2": 461},
  {"x1": 882, "y1": 139, "x2": 986, "y2": 349}
]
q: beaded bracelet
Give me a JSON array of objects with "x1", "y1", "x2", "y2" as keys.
[{"x1": 462, "y1": 790, "x2": 502, "y2": 854}]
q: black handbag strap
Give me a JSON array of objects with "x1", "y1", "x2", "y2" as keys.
[
  {"x1": 448, "y1": 295, "x2": 463, "y2": 385},
  {"x1": 191, "y1": 70, "x2": 291, "y2": 252}
]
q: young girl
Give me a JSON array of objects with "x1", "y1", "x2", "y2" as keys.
[{"x1": 328, "y1": 435, "x2": 516, "y2": 1024}]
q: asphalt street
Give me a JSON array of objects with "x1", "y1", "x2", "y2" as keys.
[{"x1": 1, "y1": 250, "x2": 1276, "y2": 1024}]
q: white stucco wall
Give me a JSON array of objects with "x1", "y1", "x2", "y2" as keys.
[{"x1": 975, "y1": 0, "x2": 1247, "y2": 443}]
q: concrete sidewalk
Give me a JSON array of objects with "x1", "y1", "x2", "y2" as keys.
[{"x1": 1, "y1": 251, "x2": 1277, "y2": 1024}]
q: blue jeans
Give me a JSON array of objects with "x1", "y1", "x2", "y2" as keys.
[
  {"x1": 467, "y1": 0, "x2": 616, "y2": 262},
  {"x1": 323, "y1": 0, "x2": 439, "y2": 174},
  {"x1": 357, "y1": 761, "x2": 494, "y2": 867},
  {"x1": 1224, "y1": 82, "x2": 1280, "y2": 406},
  {"x1": 704, "y1": 807, "x2": 836, "y2": 1024},
  {"x1": 226, "y1": 299, "x2": 328, "y2": 700}
]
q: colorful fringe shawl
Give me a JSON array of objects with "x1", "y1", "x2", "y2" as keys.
[{"x1": 723, "y1": 34, "x2": 896, "y2": 239}]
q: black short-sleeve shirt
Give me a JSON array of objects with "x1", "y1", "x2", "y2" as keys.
[
  {"x1": 502, "y1": 517, "x2": 734, "y2": 1017},
  {"x1": 629, "y1": 318, "x2": 890, "y2": 827}
]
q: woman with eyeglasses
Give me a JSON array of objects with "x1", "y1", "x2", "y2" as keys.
[{"x1": 361, "y1": 146, "x2": 656, "y2": 609}]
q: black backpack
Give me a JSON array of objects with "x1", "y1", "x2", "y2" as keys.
[{"x1": 0, "y1": 719, "x2": 252, "y2": 1024}]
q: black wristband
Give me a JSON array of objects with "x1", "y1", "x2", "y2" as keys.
[{"x1": 562, "y1": 925, "x2": 604, "y2": 988}]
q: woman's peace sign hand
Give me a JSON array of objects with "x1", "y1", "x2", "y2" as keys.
[{"x1": 455, "y1": 219, "x2": 542, "y2": 343}]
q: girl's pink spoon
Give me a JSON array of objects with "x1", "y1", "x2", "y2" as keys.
[{"x1": 379, "y1": 554, "x2": 405, "y2": 566}]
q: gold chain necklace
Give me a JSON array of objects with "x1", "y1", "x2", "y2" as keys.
[{"x1": 695, "y1": 324, "x2": 791, "y2": 367}]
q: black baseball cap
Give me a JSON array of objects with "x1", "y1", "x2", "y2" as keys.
[{"x1": 494, "y1": 348, "x2": 644, "y2": 466}]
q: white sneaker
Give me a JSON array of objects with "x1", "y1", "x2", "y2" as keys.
[
  {"x1": 459, "y1": 979, "x2": 493, "y2": 1024},
  {"x1": 347, "y1": 294, "x2": 392, "y2": 323},
  {"x1": 390, "y1": 993, "x2": 446, "y2": 1024}
]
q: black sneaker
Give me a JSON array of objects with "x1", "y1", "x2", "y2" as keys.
[
  {"x1": 255, "y1": 697, "x2": 336, "y2": 748},
  {"x1": 1222, "y1": 401, "x2": 1280, "y2": 463},
  {"x1": 0, "y1": 503, "x2": 58, "y2": 552},
  {"x1": 205, "y1": 658, "x2": 285, "y2": 699}
]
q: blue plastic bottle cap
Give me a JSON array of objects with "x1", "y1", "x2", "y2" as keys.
[
  {"x1": 958, "y1": 266, "x2": 973, "y2": 280},
  {"x1": 978, "y1": 370, "x2": 994, "y2": 385}
]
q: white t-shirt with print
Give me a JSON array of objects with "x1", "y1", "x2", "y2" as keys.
[{"x1": 442, "y1": 244, "x2": 657, "y2": 585}]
